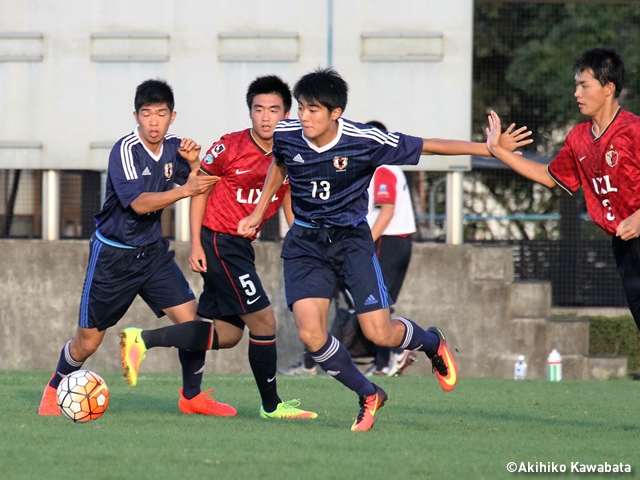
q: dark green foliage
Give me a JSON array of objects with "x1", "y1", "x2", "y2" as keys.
[
  {"x1": 474, "y1": 3, "x2": 640, "y2": 155},
  {"x1": 588, "y1": 315, "x2": 640, "y2": 374}
]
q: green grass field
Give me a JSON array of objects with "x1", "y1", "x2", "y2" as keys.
[{"x1": 1, "y1": 371, "x2": 638, "y2": 480}]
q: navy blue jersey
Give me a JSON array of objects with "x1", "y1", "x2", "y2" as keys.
[
  {"x1": 94, "y1": 130, "x2": 191, "y2": 246},
  {"x1": 273, "y1": 118, "x2": 422, "y2": 226}
]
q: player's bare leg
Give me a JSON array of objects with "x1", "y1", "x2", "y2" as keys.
[{"x1": 293, "y1": 298, "x2": 384, "y2": 430}]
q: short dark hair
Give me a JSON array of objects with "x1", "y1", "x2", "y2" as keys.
[
  {"x1": 293, "y1": 68, "x2": 348, "y2": 113},
  {"x1": 246, "y1": 75, "x2": 292, "y2": 113},
  {"x1": 135, "y1": 79, "x2": 175, "y2": 112},
  {"x1": 574, "y1": 47, "x2": 625, "y2": 98},
  {"x1": 366, "y1": 120, "x2": 387, "y2": 131}
]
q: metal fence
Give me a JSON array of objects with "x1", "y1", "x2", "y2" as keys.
[{"x1": 2, "y1": 1, "x2": 639, "y2": 307}]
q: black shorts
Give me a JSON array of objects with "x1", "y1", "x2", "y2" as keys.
[
  {"x1": 281, "y1": 221, "x2": 391, "y2": 313},
  {"x1": 197, "y1": 228, "x2": 271, "y2": 329},
  {"x1": 79, "y1": 235, "x2": 195, "y2": 331},
  {"x1": 612, "y1": 235, "x2": 640, "y2": 331},
  {"x1": 374, "y1": 235, "x2": 412, "y2": 303}
]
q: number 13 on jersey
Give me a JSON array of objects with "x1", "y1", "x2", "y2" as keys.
[{"x1": 311, "y1": 181, "x2": 331, "y2": 200}]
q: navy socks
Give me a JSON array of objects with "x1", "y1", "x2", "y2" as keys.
[{"x1": 310, "y1": 334, "x2": 376, "y2": 398}]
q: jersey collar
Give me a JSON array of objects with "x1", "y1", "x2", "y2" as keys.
[
  {"x1": 135, "y1": 127, "x2": 164, "y2": 162},
  {"x1": 301, "y1": 117, "x2": 343, "y2": 153}
]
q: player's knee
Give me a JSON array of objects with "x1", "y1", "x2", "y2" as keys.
[
  {"x1": 361, "y1": 326, "x2": 395, "y2": 347},
  {"x1": 218, "y1": 331, "x2": 243, "y2": 349},
  {"x1": 299, "y1": 328, "x2": 329, "y2": 352},
  {"x1": 69, "y1": 337, "x2": 99, "y2": 361}
]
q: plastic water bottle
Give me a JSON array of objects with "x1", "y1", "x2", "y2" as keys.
[
  {"x1": 514, "y1": 355, "x2": 527, "y2": 380},
  {"x1": 547, "y1": 349, "x2": 562, "y2": 381}
]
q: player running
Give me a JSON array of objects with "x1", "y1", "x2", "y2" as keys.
[
  {"x1": 486, "y1": 47, "x2": 640, "y2": 337},
  {"x1": 38, "y1": 79, "x2": 225, "y2": 416},
  {"x1": 238, "y1": 68, "x2": 532, "y2": 431},
  {"x1": 120, "y1": 75, "x2": 316, "y2": 420}
]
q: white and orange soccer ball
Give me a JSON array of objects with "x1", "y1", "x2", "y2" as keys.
[{"x1": 56, "y1": 370, "x2": 110, "y2": 423}]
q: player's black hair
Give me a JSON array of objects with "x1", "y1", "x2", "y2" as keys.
[
  {"x1": 135, "y1": 79, "x2": 175, "y2": 112},
  {"x1": 574, "y1": 47, "x2": 625, "y2": 98},
  {"x1": 246, "y1": 75, "x2": 292, "y2": 113},
  {"x1": 366, "y1": 120, "x2": 387, "y2": 131},
  {"x1": 293, "y1": 68, "x2": 348, "y2": 113}
]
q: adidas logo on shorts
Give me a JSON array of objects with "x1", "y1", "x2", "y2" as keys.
[{"x1": 364, "y1": 294, "x2": 378, "y2": 306}]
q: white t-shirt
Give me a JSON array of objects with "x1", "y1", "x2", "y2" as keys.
[{"x1": 366, "y1": 165, "x2": 416, "y2": 236}]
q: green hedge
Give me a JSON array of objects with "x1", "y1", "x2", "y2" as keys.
[{"x1": 588, "y1": 315, "x2": 640, "y2": 375}]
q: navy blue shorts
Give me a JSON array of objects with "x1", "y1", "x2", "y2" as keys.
[
  {"x1": 281, "y1": 221, "x2": 391, "y2": 313},
  {"x1": 79, "y1": 235, "x2": 195, "y2": 331},
  {"x1": 197, "y1": 228, "x2": 271, "y2": 329}
]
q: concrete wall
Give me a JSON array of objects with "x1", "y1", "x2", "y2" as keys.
[{"x1": 1, "y1": 239, "x2": 556, "y2": 378}]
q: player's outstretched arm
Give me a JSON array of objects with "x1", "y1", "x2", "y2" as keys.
[
  {"x1": 486, "y1": 110, "x2": 555, "y2": 188},
  {"x1": 130, "y1": 169, "x2": 219, "y2": 215},
  {"x1": 238, "y1": 160, "x2": 287, "y2": 238},
  {"x1": 421, "y1": 120, "x2": 532, "y2": 157}
]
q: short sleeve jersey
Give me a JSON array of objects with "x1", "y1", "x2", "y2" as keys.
[
  {"x1": 548, "y1": 109, "x2": 640, "y2": 235},
  {"x1": 199, "y1": 128, "x2": 289, "y2": 239},
  {"x1": 94, "y1": 129, "x2": 190, "y2": 246},
  {"x1": 366, "y1": 165, "x2": 416, "y2": 236},
  {"x1": 273, "y1": 118, "x2": 423, "y2": 226}
]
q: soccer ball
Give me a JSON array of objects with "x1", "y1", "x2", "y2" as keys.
[{"x1": 56, "y1": 370, "x2": 110, "y2": 423}]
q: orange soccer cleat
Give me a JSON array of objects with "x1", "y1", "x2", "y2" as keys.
[
  {"x1": 351, "y1": 384, "x2": 387, "y2": 432},
  {"x1": 427, "y1": 326, "x2": 458, "y2": 391},
  {"x1": 38, "y1": 374, "x2": 61, "y2": 416},
  {"x1": 178, "y1": 389, "x2": 237, "y2": 417}
]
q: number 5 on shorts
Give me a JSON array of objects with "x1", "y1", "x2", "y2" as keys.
[{"x1": 238, "y1": 273, "x2": 257, "y2": 296}]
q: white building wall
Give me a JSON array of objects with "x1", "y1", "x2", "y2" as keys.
[{"x1": 0, "y1": 0, "x2": 473, "y2": 171}]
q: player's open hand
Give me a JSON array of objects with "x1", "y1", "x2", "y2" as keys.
[
  {"x1": 238, "y1": 213, "x2": 262, "y2": 238},
  {"x1": 490, "y1": 111, "x2": 532, "y2": 156},
  {"x1": 485, "y1": 110, "x2": 504, "y2": 156},
  {"x1": 189, "y1": 243, "x2": 207, "y2": 273},
  {"x1": 185, "y1": 169, "x2": 219, "y2": 196},
  {"x1": 178, "y1": 138, "x2": 202, "y2": 163},
  {"x1": 616, "y1": 212, "x2": 640, "y2": 241}
]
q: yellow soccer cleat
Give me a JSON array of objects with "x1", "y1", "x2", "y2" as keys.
[
  {"x1": 119, "y1": 327, "x2": 147, "y2": 387},
  {"x1": 260, "y1": 399, "x2": 318, "y2": 419}
]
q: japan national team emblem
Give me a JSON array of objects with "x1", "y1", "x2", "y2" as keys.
[
  {"x1": 164, "y1": 162, "x2": 173, "y2": 179},
  {"x1": 212, "y1": 143, "x2": 226, "y2": 158},
  {"x1": 605, "y1": 145, "x2": 618, "y2": 168},
  {"x1": 333, "y1": 156, "x2": 348, "y2": 170},
  {"x1": 204, "y1": 154, "x2": 214, "y2": 164}
]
